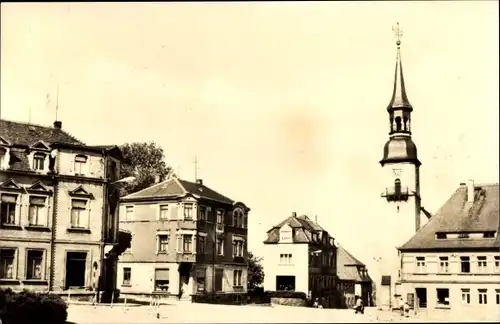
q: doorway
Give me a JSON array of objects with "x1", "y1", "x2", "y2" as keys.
[
  {"x1": 415, "y1": 287, "x2": 427, "y2": 308},
  {"x1": 65, "y1": 252, "x2": 87, "y2": 289}
]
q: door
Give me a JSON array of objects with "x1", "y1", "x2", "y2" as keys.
[
  {"x1": 65, "y1": 252, "x2": 87, "y2": 289},
  {"x1": 415, "y1": 288, "x2": 427, "y2": 309}
]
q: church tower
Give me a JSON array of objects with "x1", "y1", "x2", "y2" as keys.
[{"x1": 376, "y1": 23, "x2": 423, "y2": 309}]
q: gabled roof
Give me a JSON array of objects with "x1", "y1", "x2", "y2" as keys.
[
  {"x1": 0, "y1": 119, "x2": 83, "y2": 147},
  {"x1": 336, "y1": 245, "x2": 372, "y2": 283},
  {"x1": 263, "y1": 214, "x2": 332, "y2": 244},
  {"x1": 400, "y1": 183, "x2": 500, "y2": 251},
  {"x1": 121, "y1": 177, "x2": 235, "y2": 205}
]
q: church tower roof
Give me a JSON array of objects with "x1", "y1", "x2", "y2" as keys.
[
  {"x1": 380, "y1": 23, "x2": 420, "y2": 167},
  {"x1": 387, "y1": 36, "x2": 412, "y2": 111}
]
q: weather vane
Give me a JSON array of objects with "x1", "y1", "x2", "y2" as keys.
[{"x1": 392, "y1": 22, "x2": 403, "y2": 47}]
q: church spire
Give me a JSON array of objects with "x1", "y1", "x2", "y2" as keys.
[{"x1": 388, "y1": 22, "x2": 412, "y2": 110}]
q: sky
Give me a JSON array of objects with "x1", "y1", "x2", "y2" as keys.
[{"x1": 1, "y1": 2, "x2": 499, "y2": 274}]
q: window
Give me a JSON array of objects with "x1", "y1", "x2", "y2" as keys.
[
  {"x1": 214, "y1": 268, "x2": 223, "y2": 292},
  {"x1": 461, "y1": 289, "x2": 471, "y2": 304},
  {"x1": 280, "y1": 254, "x2": 292, "y2": 264},
  {"x1": 28, "y1": 197, "x2": 46, "y2": 226},
  {"x1": 0, "y1": 249, "x2": 15, "y2": 279},
  {"x1": 460, "y1": 256, "x2": 470, "y2": 273},
  {"x1": 216, "y1": 210, "x2": 224, "y2": 224},
  {"x1": 125, "y1": 206, "x2": 134, "y2": 221},
  {"x1": 74, "y1": 155, "x2": 87, "y2": 175},
  {"x1": 198, "y1": 235, "x2": 205, "y2": 254},
  {"x1": 232, "y1": 208, "x2": 244, "y2": 228},
  {"x1": 458, "y1": 233, "x2": 469, "y2": 239},
  {"x1": 33, "y1": 153, "x2": 45, "y2": 170},
  {"x1": 439, "y1": 256, "x2": 449, "y2": 273},
  {"x1": 477, "y1": 256, "x2": 487, "y2": 272},
  {"x1": 232, "y1": 240, "x2": 244, "y2": 257},
  {"x1": 233, "y1": 270, "x2": 242, "y2": 286},
  {"x1": 199, "y1": 206, "x2": 206, "y2": 221},
  {"x1": 478, "y1": 289, "x2": 487, "y2": 304},
  {"x1": 70, "y1": 199, "x2": 88, "y2": 228},
  {"x1": 197, "y1": 268, "x2": 206, "y2": 292},
  {"x1": 276, "y1": 275, "x2": 295, "y2": 291},
  {"x1": 416, "y1": 257, "x2": 426, "y2": 273},
  {"x1": 436, "y1": 288, "x2": 449, "y2": 306},
  {"x1": 216, "y1": 238, "x2": 224, "y2": 255},
  {"x1": 394, "y1": 178, "x2": 401, "y2": 194},
  {"x1": 183, "y1": 235, "x2": 192, "y2": 253},
  {"x1": 159, "y1": 204, "x2": 169, "y2": 220},
  {"x1": 483, "y1": 232, "x2": 495, "y2": 238},
  {"x1": 1, "y1": 194, "x2": 17, "y2": 225},
  {"x1": 183, "y1": 203, "x2": 193, "y2": 220},
  {"x1": 0, "y1": 148, "x2": 5, "y2": 169},
  {"x1": 158, "y1": 235, "x2": 169, "y2": 253},
  {"x1": 26, "y1": 250, "x2": 43, "y2": 280},
  {"x1": 496, "y1": 289, "x2": 500, "y2": 305},
  {"x1": 123, "y1": 267, "x2": 131, "y2": 285},
  {"x1": 436, "y1": 232, "x2": 447, "y2": 239},
  {"x1": 154, "y1": 269, "x2": 169, "y2": 291},
  {"x1": 494, "y1": 256, "x2": 499, "y2": 271}
]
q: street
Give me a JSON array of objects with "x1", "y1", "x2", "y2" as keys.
[{"x1": 66, "y1": 301, "x2": 500, "y2": 323}]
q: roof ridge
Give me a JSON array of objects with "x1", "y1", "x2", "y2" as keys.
[{"x1": 122, "y1": 178, "x2": 174, "y2": 199}]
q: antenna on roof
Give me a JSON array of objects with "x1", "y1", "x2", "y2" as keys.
[
  {"x1": 193, "y1": 155, "x2": 199, "y2": 181},
  {"x1": 55, "y1": 84, "x2": 60, "y2": 121},
  {"x1": 28, "y1": 107, "x2": 32, "y2": 124}
]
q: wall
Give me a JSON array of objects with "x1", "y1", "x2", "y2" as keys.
[
  {"x1": 262, "y1": 243, "x2": 309, "y2": 293},
  {"x1": 52, "y1": 243, "x2": 100, "y2": 291},
  {"x1": 57, "y1": 150, "x2": 105, "y2": 179}
]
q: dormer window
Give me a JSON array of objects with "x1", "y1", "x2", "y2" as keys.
[
  {"x1": 74, "y1": 155, "x2": 87, "y2": 175},
  {"x1": 0, "y1": 147, "x2": 6, "y2": 169},
  {"x1": 33, "y1": 153, "x2": 46, "y2": 170}
]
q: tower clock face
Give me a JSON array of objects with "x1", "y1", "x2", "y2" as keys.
[{"x1": 392, "y1": 168, "x2": 402, "y2": 177}]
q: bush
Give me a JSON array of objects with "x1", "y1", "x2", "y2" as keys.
[
  {"x1": 265, "y1": 291, "x2": 307, "y2": 299},
  {"x1": 0, "y1": 289, "x2": 68, "y2": 324}
]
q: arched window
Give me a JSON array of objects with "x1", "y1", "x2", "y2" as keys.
[
  {"x1": 403, "y1": 116, "x2": 408, "y2": 131},
  {"x1": 395, "y1": 117, "x2": 402, "y2": 132},
  {"x1": 394, "y1": 178, "x2": 401, "y2": 195}
]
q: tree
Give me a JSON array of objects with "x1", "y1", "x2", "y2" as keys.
[
  {"x1": 119, "y1": 142, "x2": 172, "y2": 196},
  {"x1": 247, "y1": 251, "x2": 265, "y2": 290}
]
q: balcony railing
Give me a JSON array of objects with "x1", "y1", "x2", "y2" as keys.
[{"x1": 381, "y1": 186, "x2": 410, "y2": 202}]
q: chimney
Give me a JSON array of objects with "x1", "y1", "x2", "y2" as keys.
[
  {"x1": 292, "y1": 212, "x2": 297, "y2": 217},
  {"x1": 154, "y1": 175, "x2": 160, "y2": 183},
  {"x1": 196, "y1": 179, "x2": 203, "y2": 186},
  {"x1": 467, "y1": 179, "x2": 475, "y2": 203},
  {"x1": 53, "y1": 121, "x2": 62, "y2": 129}
]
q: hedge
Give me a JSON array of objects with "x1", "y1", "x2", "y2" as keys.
[
  {"x1": 0, "y1": 288, "x2": 68, "y2": 324},
  {"x1": 265, "y1": 291, "x2": 307, "y2": 299}
]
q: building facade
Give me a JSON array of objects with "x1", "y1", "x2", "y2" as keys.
[
  {"x1": 262, "y1": 213, "x2": 337, "y2": 308},
  {"x1": 398, "y1": 181, "x2": 500, "y2": 312},
  {"x1": 376, "y1": 28, "x2": 430, "y2": 309},
  {"x1": 0, "y1": 119, "x2": 124, "y2": 301},
  {"x1": 117, "y1": 177, "x2": 250, "y2": 301},
  {"x1": 336, "y1": 245, "x2": 373, "y2": 308}
]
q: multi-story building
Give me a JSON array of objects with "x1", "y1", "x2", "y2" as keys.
[
  {"x1": 398, "y1": 181, "x2": 500, "y2": 312},
  {"x1": 262, "y1": 213, "x2": 337, "y2": 308},
  {"x1": 336, "y1": 245, "x2": 373, "y2": 308},
  {"x1": 0, "y1": 119, "x2": 126, "y2": 301},
  {"x1": 117, "y1": 177, "x2": 250, "y2": 301}
]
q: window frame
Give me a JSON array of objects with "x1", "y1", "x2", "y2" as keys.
[
  {"x1": 33, "y1": 152, "x2": 46, "y2": 171},
  {"x1": 28, "y1": 196, "x2": 48, "y2": 227},
  {"x1": 74, "y1": 155, "x2": 88, "y2": 176},
  {"x1": 157, "y1": 235, "x2": 169, "y2": 254},
  {"x1": 70, "y1": 198, "x2": 89, "y2": 229},
  {"x1": 25, "y1": 249, "x2": 44, "y2": 280},
  {"x1": 0, "y1": 193, "x2": 18, "y2": 225},
  {"x1": 159, "y1": 204, "x2": 169, "y2": 220},
  {"x1": 0, "y1": 248, "x2": 17, "y2": 279},
  {"x1": 122, "y1": 267, "x2": 131, "y2": 286}
]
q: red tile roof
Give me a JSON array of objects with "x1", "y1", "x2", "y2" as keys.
[{"x1": 400, "y1": 183, "x2": 500, "y2": 251}]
